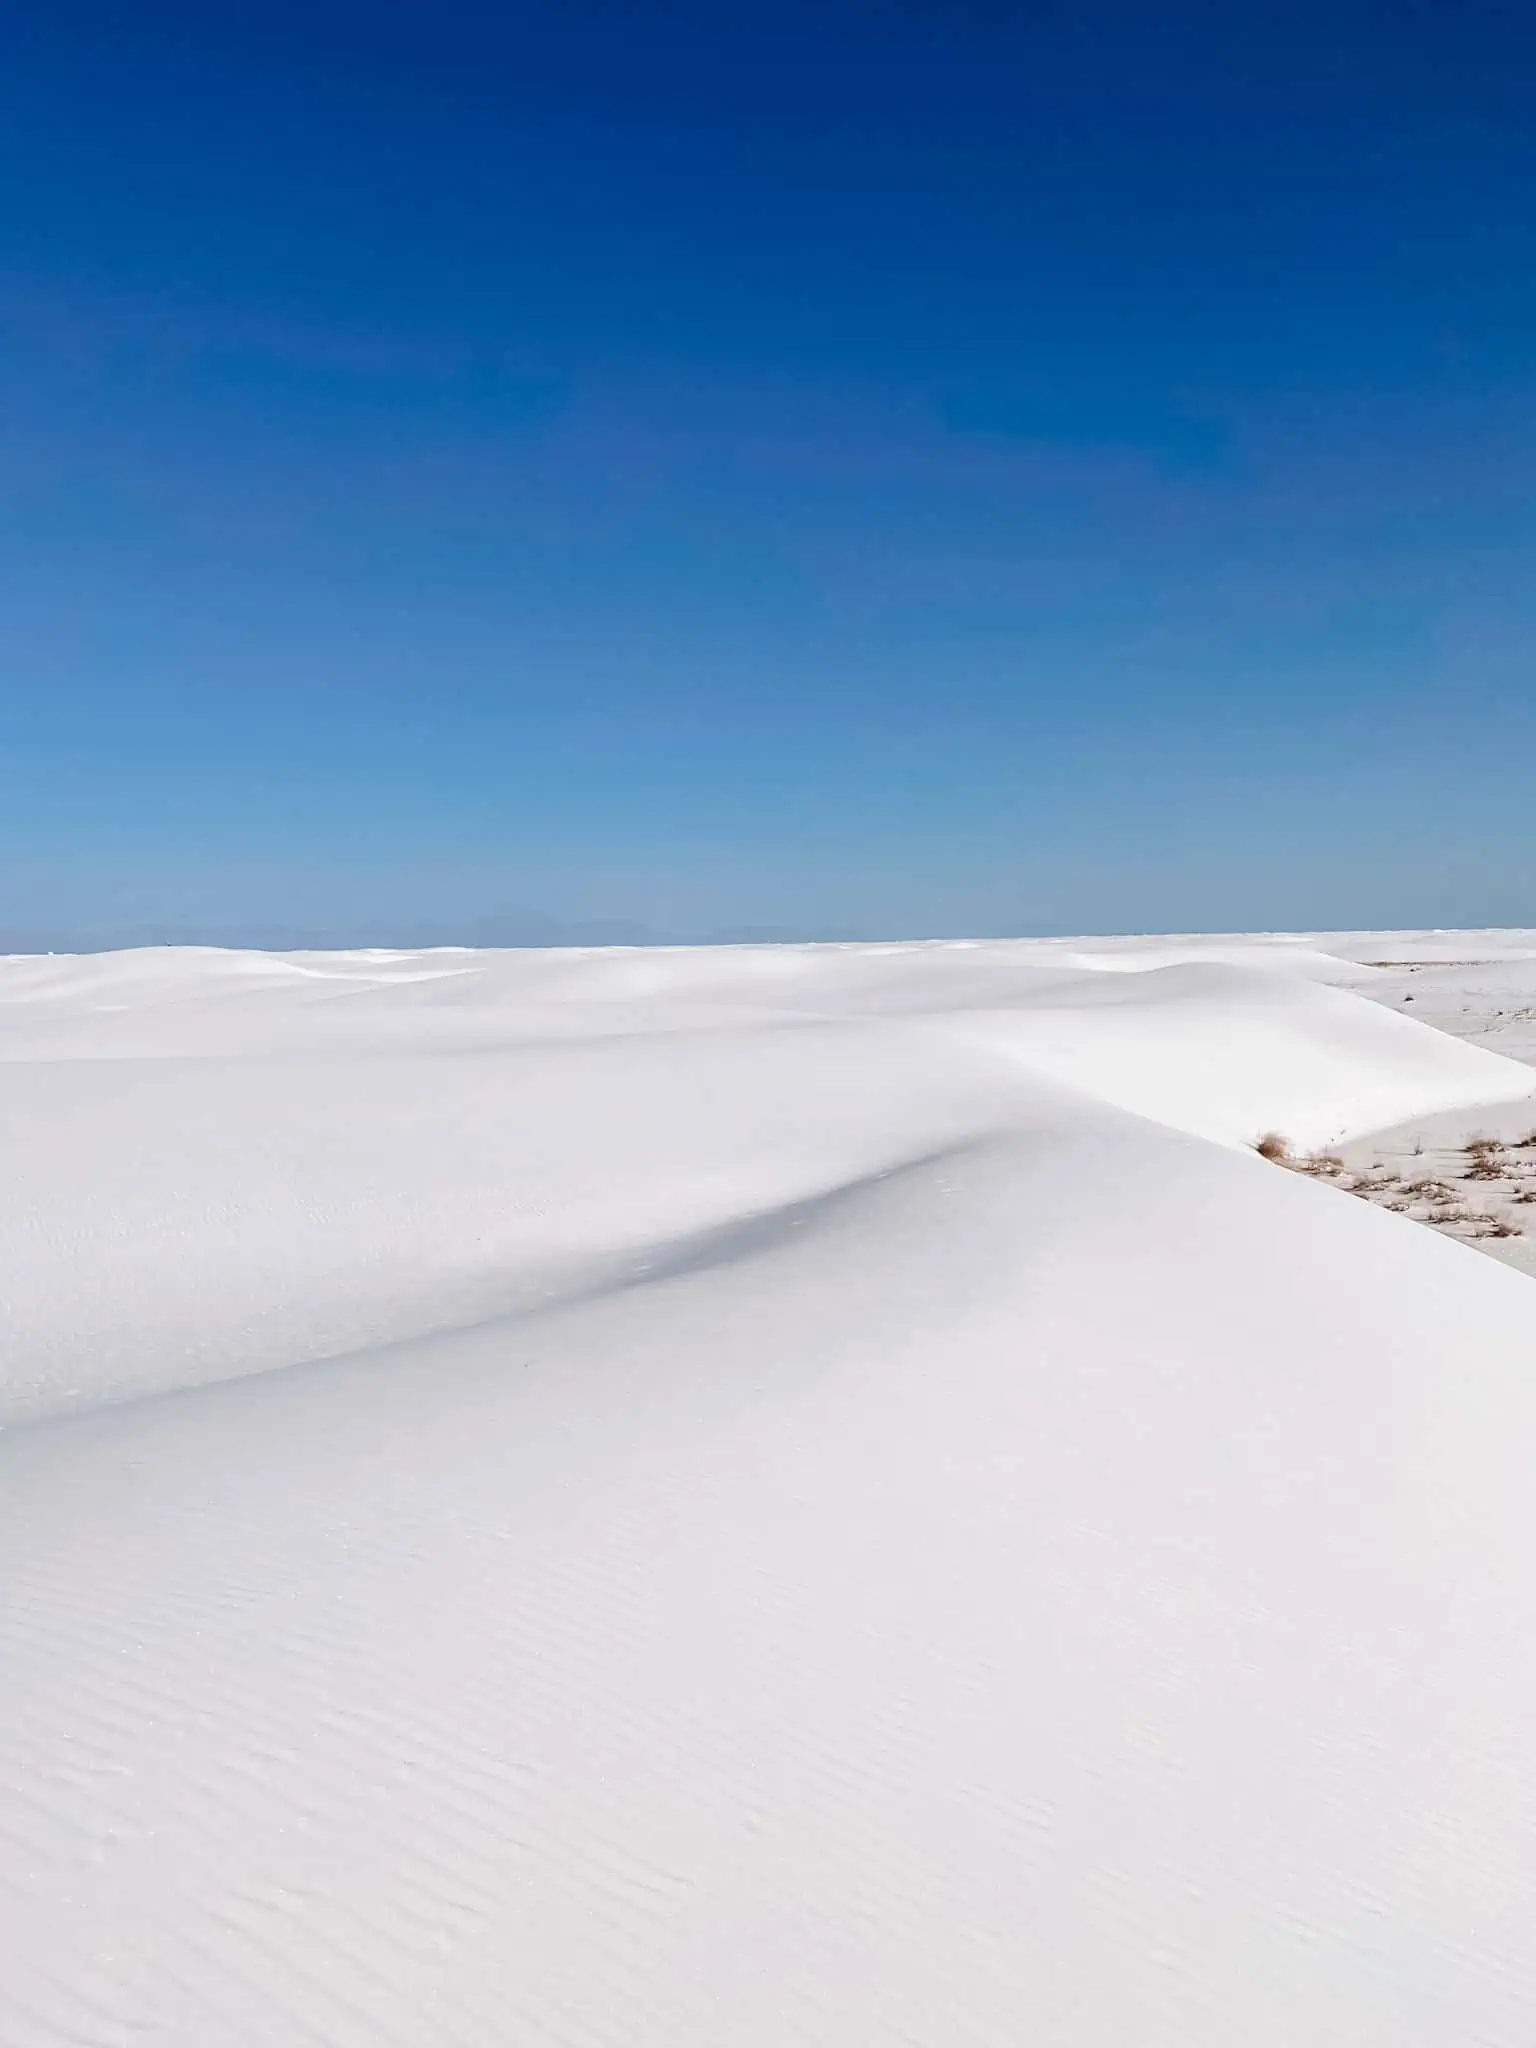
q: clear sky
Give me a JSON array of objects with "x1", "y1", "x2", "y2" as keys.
[{"x1": 3, "y1": 0, "x2": 1533, "y2": 946}]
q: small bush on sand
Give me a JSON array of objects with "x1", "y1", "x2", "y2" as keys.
[
  {"x1": 1464, "y1": 1155, "x2": 1506, "y2": 1181},
  {"x1": 1462, "y1": 1137, "x2": 1506, "y2": 1180}
]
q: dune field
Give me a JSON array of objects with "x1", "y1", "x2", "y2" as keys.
[{"x1": 3, "y1": 930, "x2": 1536, "y2": 2046}]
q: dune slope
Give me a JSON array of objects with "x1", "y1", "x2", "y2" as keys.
[{"x1": 3, "y1": 935, "x2": 1535, "y2": 2045}]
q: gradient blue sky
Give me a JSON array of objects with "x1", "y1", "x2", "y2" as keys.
[{"x1": 3, "y1": 0, "x2": 1533, "y2": 945}]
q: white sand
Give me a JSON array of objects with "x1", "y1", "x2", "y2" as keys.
[{"x1": 3, "y1": 932, "x2": 1535, "y2": 2044}]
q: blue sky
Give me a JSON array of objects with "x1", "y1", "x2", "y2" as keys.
[{"x1": 2, "y1": 0, "x2": 1533, "y2": 945}]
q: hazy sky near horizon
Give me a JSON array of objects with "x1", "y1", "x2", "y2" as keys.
[{"x1": 3, "y1": 0, "x2": 1534, "y2": 944}]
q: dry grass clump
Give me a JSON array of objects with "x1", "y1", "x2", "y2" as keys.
[
  {"x1": 1249, "y1": 1113, "x2": 1533, "y2": 1251},
  {"x1": 1252, "y1": 1135, "x2": 1351, "y2": 1181},
  {"x1": 1251, "y1": 1134, "x2": 1361, "y2": 1181},
  {"x1": 1478, "y1": 1214, "x2": 1523, "y2": 1239},
  {"x1": 1462, "y1": 1137, "x2": 1507, "y2": 1180},
  {"x1": 1249, "y1": 1131, "x2": 1529, "y2": 1254}
]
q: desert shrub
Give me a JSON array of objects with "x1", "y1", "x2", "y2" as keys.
[{"x1": 1464, "y1": 1156, "x2": 1506, "y2": 1181}]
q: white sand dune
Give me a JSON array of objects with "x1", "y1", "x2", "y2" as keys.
[{"x1": 3, "y1": 933, "x2": 1536, "y2": 2044}]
